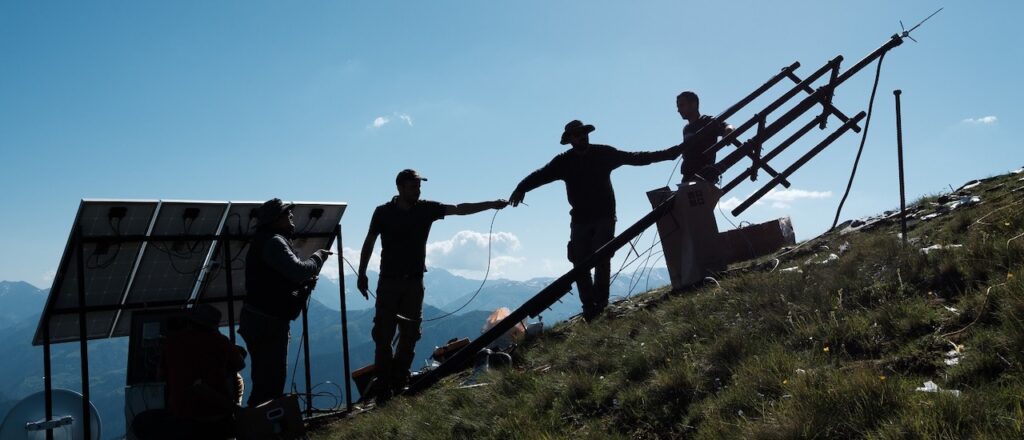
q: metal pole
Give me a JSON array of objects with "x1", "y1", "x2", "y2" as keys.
[
  {"x1": 895, "y1": 89, "x2": 908, "y2": 244},
  {"x1": 302, "y1": 305, "x2": 312, "y2": 417},
  {"x1": 336, "y1": 224, "x2": 353, "y2": 412},
  {"x1": 223, "y1": 238, "x2": 236, "y2": 344},
  {"x1": 409, "y1": 193, "x2": 680, "y2": 394},
  {"x1": 74, "y1": 227, "x2": 92, "y2": 439},
  {"x1": 43, "y1": 313, "x2": 53, "y2": 440}
]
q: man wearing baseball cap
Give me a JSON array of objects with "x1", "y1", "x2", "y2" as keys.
[
  {"x1": 239, "y1": 198, "x2": 331, "y2": 407},
  {"x1": 509, "y1": 120, "x2": 683, "y2": 322},
  {"x1": 357, "y1": 169, "x2": 507, "y2": 404}
]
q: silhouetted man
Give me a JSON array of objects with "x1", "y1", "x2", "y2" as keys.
[
  {"x1": 676, "y1": 91, "x2": 734, "y2": 183},
  {"x1": 357, "y1": 169, "x2": 507, "y2": 404},
  {"x1": 509, "y1": 120, "x2": 683, "y2": 322},
  {"x1": 240, "y1": 198, "x2": 330, "y2": 407}
]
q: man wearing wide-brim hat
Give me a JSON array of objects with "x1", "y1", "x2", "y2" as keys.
[
  {"x1": 509, "y1": 120, "x2": 683, "y2": 322},
  {"x1": 357, "y1": 169, "x2": 508, "y2": 405},
  {"x1": 239, "y1": 198, "x2": 331, "y2": 407}
]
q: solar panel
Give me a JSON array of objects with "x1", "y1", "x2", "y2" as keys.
[
  {"x1": 34, "y1": 200, "x2": 159, "y2": 345},
  {"x1": 289, "y1": 202, "x2": 347, "y2": 258},
  {"x1": 33, "y1": 200, "x2": 347, "y2": 345},
  {"x1": 109, "y1": 201, "x2": 229, "y2": 338}
]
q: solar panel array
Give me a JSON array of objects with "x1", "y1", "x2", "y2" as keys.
[{"x1": 34, "y1": 199, "x2": 346, "y2": 345}]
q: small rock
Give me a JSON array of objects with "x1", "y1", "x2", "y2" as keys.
[
  {"x1": 915, "y1": 380, "x2": 962, "y2": 397},
  {"x1": 917, "y1": 244, "x2": 962, "y2": 254},
  {"x1": 957, "y1": 180, "x2": 982, "y2": 192}
]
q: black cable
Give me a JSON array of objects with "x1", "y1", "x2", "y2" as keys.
[
  {"x1": 87, "y1": 216, "x2": 123, "y2": 269},
  {"x1": 830, "y1": 53, "x2": 886, "y2": 230},
  {"x1": 609, "y1": 231, "x2": 645, "y2": 286},
  {"x1": 341, "y1": 257, "x2": 375, "y2": 299},
  {"x1": 420, "y1": 209, "x2": 500, "y2": 322}
]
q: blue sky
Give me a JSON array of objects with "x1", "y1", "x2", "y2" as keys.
[{"x1": 2, "y1": 1, "x2": 1020, "y2": 287}]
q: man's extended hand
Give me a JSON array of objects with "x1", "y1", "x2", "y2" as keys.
[
  {"x1": 509, "y1": 189, "x2": 526, "y2": 207},
  {"x1": 357, "y1": 273, "x2": 370, "y2": 300},
  {"x1": 492, "y1": 199, "x2": 509, "y2": 210},
  {"x1": 313, "y1": 249, "x2": 333, "y2": 262}
]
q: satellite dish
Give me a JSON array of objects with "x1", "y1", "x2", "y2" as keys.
[{"x1": 0, "y1": 389, "x2": 101, "y2": 440}]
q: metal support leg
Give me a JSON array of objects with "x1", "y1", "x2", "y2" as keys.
[
  {"x1": 74, "y1": 228, "x2": 92, "y2": 439},
  {"x1": 895, "y1": 89, "x2": 908, "y2": 244},
  {"x1": 302, "y1": 306, "x2": 312, "y2": 417},
  {"x1": 223, "y1": 239, "x2": 236, "y2": 344},
  {"x1": 43, "y1": 315, "x2": 53, "y2": 440},
  {"x1": 336, "y1": 224, "x2": 353, "y2": 412}
]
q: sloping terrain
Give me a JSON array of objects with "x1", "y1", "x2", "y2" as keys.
[{"x1": 314, "y1": 168, "x2": 1024, "y2": 439}]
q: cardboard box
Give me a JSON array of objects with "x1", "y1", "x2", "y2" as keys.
[{"x1": 236, "y1": 395, "x2": 304, "y2": 440}]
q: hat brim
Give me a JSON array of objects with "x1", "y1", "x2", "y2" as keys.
[
  {"x1": 397, "y1": 176, "x2": 428, "y2": 185},
  {"x1": 560, "y1": 125, "x2": 595, "y2": 144}
]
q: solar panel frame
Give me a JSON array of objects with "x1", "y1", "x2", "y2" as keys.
[
  {"x1": 33, "y1": 200, "x2": 160, "y2": 345},
  {"x1": 33, "y1": 200, "x2": 347, "y2": 345},
  {"x1": 108, "y1": 201, "x2": 230, "y2": 338}
]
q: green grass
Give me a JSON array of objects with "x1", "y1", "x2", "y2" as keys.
[{"x1": 314, "y1": 171, "x2": 1024, "y2": 439}]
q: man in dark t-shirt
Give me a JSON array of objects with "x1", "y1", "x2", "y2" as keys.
[
  {"x1": 677, "y1": 91, "x2": 734, "y2": 183},
  {"x1": 509, "y1": 120, "x2": 683, "y2": 322},
  {"x1": 357, "y1": 169, "x2": 507, "y2": 403}
]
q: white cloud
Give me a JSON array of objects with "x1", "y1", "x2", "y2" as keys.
[
  {"x1": 397, "y1": 113, "x2": 413, "y2": 126},
  {"x1": 962, "y1": 116, "x2": 998, "y2": 125},
  {"x1": 40, "y1": 269, "x2": 56, "y2": 285},
  {"x1": 426, "y1": 230, "x2": 524, "y2": 277},
  {"x1": 718, "y1": 197, "x2": 743, "y2": 210},
  {"x1": 368, "y1": 113, "x2": 413, "y2": 130},
  {"x1": 762, "y1": 188, "x2": 832, "y2": 203},
  {"x1": 717, "y1": 188, "x2": 830, "y2": 211}
]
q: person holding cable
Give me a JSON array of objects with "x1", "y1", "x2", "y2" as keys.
[
  {"x1": 357, "y1": 169, "x2": 507, "y2": 405},
  {"x1": 239, "y1": 198, "x2": 331, "y2": 407},
  {"x1": 508, "y1": 120, "x2": 684, "y2": 322}
]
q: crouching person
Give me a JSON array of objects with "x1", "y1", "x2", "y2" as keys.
[{"x1": 133, "y1": 305, "x2": 244, "y2": 440}]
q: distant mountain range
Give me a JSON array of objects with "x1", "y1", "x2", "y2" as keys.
[{"x1": 0, "y1": 267, "x2": 670, "y2": 439}]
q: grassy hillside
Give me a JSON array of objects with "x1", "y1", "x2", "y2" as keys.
[{"x1": 314, "y1": 169, "x2": 1024, "y2": 439}]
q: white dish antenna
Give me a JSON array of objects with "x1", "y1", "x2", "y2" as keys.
[{"x1": 0, "y1": 389, "x2": 101, "y2": 440}]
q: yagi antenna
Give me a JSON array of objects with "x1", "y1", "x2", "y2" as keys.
[{"x1": 900, "y1": 7, "x2": 943, "y2": 42}]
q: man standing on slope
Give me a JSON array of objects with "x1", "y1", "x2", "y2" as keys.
[
  {"x1": 676, "y1": 91, "x2": 734, "y2": 183},
  {"x1": 357, "y1": 169, "x2": 507, "y2": 404},
  {"x1": 508, "y1": 120, "x2": 683, "y2": 322},
  {"x1": 240, "y1": 198, "x2": 330, "y2": 407}
]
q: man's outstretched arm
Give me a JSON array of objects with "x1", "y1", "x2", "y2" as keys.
[
  {"x1": 612, "y1": 143, "x2": 685, "y2": 167},
  {"x1": 444, "y1": 199, "x2": 508, "y2": 216},
  {"x1": 509, "y1": 158, "x2": 563, "y2": 207}
]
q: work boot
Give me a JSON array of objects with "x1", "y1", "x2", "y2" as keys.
[
  {"x1": 374, "y1": 387, "x2": 393, "y2": 407},
  {"x1": 391, "y1": 371, "x2": 411, "y2": 396}
]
